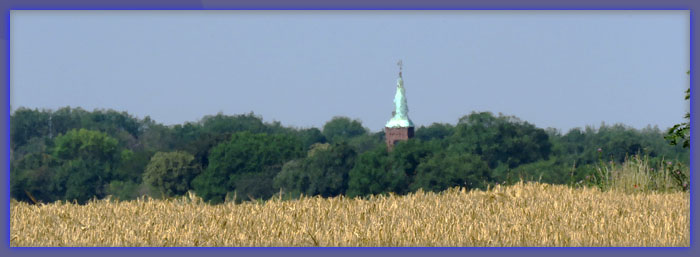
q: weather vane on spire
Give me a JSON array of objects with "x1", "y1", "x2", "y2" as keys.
[{"x1": 397, "y1": 59, "x2": 403, "y2": 78}]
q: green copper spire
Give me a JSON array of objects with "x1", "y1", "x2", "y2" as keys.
[{"x1": 385, "y1": 60, "x2": 414, "y2": 128}]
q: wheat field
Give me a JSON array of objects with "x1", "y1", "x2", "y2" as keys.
[{"x1": 10, "y1": 182, "x2": 689, "y2": 247}]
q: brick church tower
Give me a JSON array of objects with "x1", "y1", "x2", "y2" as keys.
[{"x1": 385, "y1": 60, "x2": 414, "y2": 151}]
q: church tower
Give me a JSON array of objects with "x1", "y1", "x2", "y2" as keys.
[{"x1": 385, "y1": 60, "x2": 414, "y2": 151}]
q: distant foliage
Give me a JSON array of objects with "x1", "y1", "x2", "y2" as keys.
[
  {"x1": 274, "y1": 143, "x2": 357, "y2": 198},
  {"x1": 295, "y1": 128, "x2": 327, "y2": 151},
  {"x1": 411, "y1": 151, "x2": 491, "y2": 192},
  {"x1": 347, "y1": 145, "x2": 396, "y2": 198},
  {"x1": 415, "y1": 122, "x2": 454, "y2": 141},
  {"x1": 53, "y1": 128, "x2": 119, "y2": 162},
  {"x1": 9, "y1": 107, "x2": 689, "y2": 204},
  {"x1": 10, "y1": 152, "x2": 60, "y2": 203},
  {"x1": 322, "y1": 116, "x2": 368, "y2": 143},
  {"x1": 143, "y1": 151, "x2": 200, "y2": 198},
  {"x1": 47, "y1": 129, "x2": 124, "y2": 204},
  {"x1": 191, "y1": 132, "x2": 304, "y2": 203},
  {"x1": 53, "y1": 158, "x2": 107, "y2": 204},
  {"x1": 450, "y1": 112, "x2": 551, "y2": 168}
]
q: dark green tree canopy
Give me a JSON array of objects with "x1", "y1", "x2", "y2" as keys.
[
  {"x1": 10, "y1": 107, "x2": 51, "y2": 151},
  {"x1": 347, "y1": 144, "x2": 403, "y2": 198},
  {"x1": 54, "y1": 158, "x2": 107, "y2": 204},
  {"x1": 295, "y1": 127, "x2": 328, "y2": 151},
  {"x1": 200, "y1": 112, "x2": 268, "y2": 135},
  {"x1": 274, "y1": 143, "x2": 357, "y2": 198},
  {"x1": 9, "y1": 106, "x2": 689, "y2": 204},
  {"x1": 450, "y1": 112, "x2": 551, "y2": 168},
  {"x1": 415, "y1": 122, "x2": 455, "y2": 142},
  {"x1": 411, "y1": 151, "x2": 491, "y2": 192},
  {"x1": 322, "y1": 116, "x2": 368, "y2": 143},
  {"x1": 143, "y1": 151, "x2": 201, "y2": 198},
  {"x1": 53, "y1": 128, "x2": 119, "y2": 162},
  {"x1": 192, "y1": 132, "x2": 304, "y2": 203},
  {"x1": 10, "y1": 152, "x2": 60, "y2": 203},
  {"x1": 389, "y1": 139, "x2": 439, "y2": 181}
]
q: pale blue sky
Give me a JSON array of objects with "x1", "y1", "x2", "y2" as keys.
[{"x1": 10, "y1": 10, "x2": 689, "y2": 133}]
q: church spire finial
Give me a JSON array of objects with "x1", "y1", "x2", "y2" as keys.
[
  {"x1": 397, "y1": 59, "x2": 403, "y2": 78},
  {"x1": 385, "y1": 60, "x2": 413, "y2": 128}
]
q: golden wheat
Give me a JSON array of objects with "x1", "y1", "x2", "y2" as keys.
[{"x1": 10, "y1": 182, "x2": 689, "y2": 247}]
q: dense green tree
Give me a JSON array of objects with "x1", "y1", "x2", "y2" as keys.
[
  {"x1": 266, "y1": 120, "x2": 296, "y2": 135},
  {"x1": 271, "y1": 160, "x2": 307, "y2": 198},
  {"x1": 9, "y1": 106, "x2": 691, "y2": 204},
  {"x1": 53, "y1": 128, "x2": 119, "y2": 162},
  {"x1": 274, "y1": 143, "x2": 357, "y2": 198},
  {"x1": 182, "y1": 132, "x2": 232, "y2": 170},
  {"x1": 558, "y1": 128, "x2": 586, "y2": 156},
  {"x1": 295, "y1": 127, "x2": 327, "y2": 151},
  {"x1": 171, "y1": 122, "x2": 203, "y2": 150},
  {"x1": 389, "y1": 139, "x2": 440, "y2": 191},
  {"x1": 52, "y1": 129, "x2": 140, "y2": 203},
  {"x1": 53, "y1": 158, "x2": 108, "y2": 204},
  {"x1": 138, "y1": 117, "x2": 176, "y2": 152},
  {"x1": 143, "y1": 151, "x2": 201, "y2": 198},
  {"x1": 12, "y1": 137, "x2": 51, "y2": 162},
  {"x1": 415, "y1": 123, "x2": 455, "y2": 142},
  {"x1": 83, "y1": 109, "x2": 141, "y2": 139},
  {"x1": 50, "y1": 129, "x2": 128, "y2": 203},
  {"x1": 233, "y1": 164, "x2": 282, "y2": 202},
  {"x1": 450, "y1": 112, "x2": 551, "y2": 168},
  {"x1": 200, "y1": 112, "x2": 268, "y2": 134},
  {"x1": 347, "y1": 144, "x2": 406, "y2": 198},
  {"x1": 411, "y1": 151, "x2": 491, "y2": 192},
  {"x1": 50, "y1": 107, "x2": 86, "y2": 137},
  {"x1": 507, "y1": 157, "x2": 571, "y2": 184},
  {"x1": 347, "y1": 133, "x2": 383, "y2": 154},
  {"x1": 322, "y1": 116, "x2": 368, "y2": 143},
  {"x1": 10, "y1": 107, "x2": 51, "y2": 151},
  {"x1": 111, "y1": 149, "x2": 151, "y2": 183},
  {"x1": 346, "y1": 138, "x2": 439, "y2": 197},
  {"x1": 105, "y1": 180, "x2": 142, "y2": 200},
  {"x1": 552, "y1": 123, "x2": 688, "y2": 166},
  {"x1": 10, "y1": 152, "x2": 60, "y2": 203},
  {"x1": 192, "y1": 132, "x2": 304, "y2": 203}
]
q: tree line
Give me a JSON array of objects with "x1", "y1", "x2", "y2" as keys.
[{"x1": 10, "y1": 107, "x2": 689, "y2": 204}]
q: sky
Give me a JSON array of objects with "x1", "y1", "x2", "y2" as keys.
[{"x1": 10, "y1": 10, "x2": 689, "y2": 133}]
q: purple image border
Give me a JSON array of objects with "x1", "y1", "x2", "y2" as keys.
[{"x1": 0, "y1": 0, "x2": 697, "y2": 257}]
